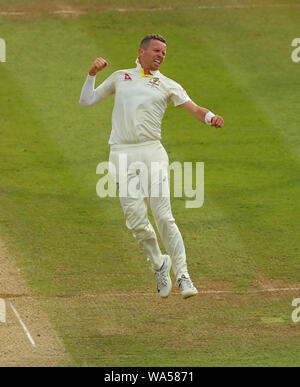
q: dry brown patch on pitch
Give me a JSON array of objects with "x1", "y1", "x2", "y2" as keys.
[
  {"x1": 0, "y1": 239, "x2": 70, "y2": 366},
  {"x1": 195, "y1": 279, "x2": 235, "y2": 292},
  {"x1": 251, "y1": 275, "x2": 300, "y2": 292},
  {"x1": 51, "y1": 3, "x2": 85, "y2": 18},
  {"x1": 0, "y1": 1, "x2": 177, "y2": 19},
  {"x1": 0, "y1": 2, "x2": 85, "y2": 19}
]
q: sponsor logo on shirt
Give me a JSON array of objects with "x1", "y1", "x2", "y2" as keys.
[{"x1": 124, "y1": 73, "x2": 132, "y2": 81}]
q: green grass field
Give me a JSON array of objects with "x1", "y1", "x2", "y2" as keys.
[{"x1": 1, "y1": 0, "x2": 300, "y2": 367}]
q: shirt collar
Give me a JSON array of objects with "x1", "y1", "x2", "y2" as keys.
[{"x1": 135, "y1": 58, "x2": 160, "y2": 77}]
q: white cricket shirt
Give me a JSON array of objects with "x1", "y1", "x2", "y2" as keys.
[{"x1": 80, "y1": 60, "x2": 191, "y2": 145}]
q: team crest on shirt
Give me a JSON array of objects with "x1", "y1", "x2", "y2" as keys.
[{"x1": 147, "y1": 77, "x2": 160, "y2": 88}]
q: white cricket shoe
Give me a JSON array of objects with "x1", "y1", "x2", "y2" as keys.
[
  {"x1": 153, "y1": 255, "x2": 172, "y2": 298},
  {"x1": 176, "y1": 274, "x2": 198, "y2": 299}
]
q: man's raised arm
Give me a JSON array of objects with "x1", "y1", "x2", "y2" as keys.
[
  {"x1": 180, "y1": 100, "x2": 224, "y2": 128},
  {"x1": 79, "y1": 57, "x2": 108, "y2": 107}
]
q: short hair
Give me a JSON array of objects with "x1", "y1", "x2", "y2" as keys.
[{"x1": 140, "y1": 34, "x2": 167, "y2": 49}]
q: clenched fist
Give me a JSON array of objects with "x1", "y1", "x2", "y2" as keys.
[
  {"x1": 89, "y1": 57, "x2": 108, "y2": 76},
  {"x1": 211, "y1": 115, "x2": 224, "y2": 128}
]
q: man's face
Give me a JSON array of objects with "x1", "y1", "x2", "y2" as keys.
[{"x1": 139, "y1": 39, "x2": 167, "y2": 72}]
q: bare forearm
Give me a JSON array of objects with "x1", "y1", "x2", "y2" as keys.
[
  {"x1": 193, "y1": 106, "x2": 210, "y2": 123},
  {"x1": 180, "y1": 100, "x2": 208, "y2": 122},
  {"x1": 180, "y1": 100, "x2": 224, "y2": 128}
]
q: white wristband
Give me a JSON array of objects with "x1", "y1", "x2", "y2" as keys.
[{"x1": 204, "y1": 111, "x2": 215, "y2": 125}]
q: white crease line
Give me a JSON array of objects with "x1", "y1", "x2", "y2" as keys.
[
  {"x1": 2, "y1": 286, "x2": 300, "y2": 300},
  {"x1": 9, "y1": 301, "x2": 36, "y2": 348},
  {"x1": 252, "y1": 287, "x2": 300, "y2": 293},
  {"x1": 104, "y1": 287, "x2": 300, "y2": 296},
  {"x1": 198, "y1": 290, "x2": 234, "y2": 294},
  {"x1": 200, "y1": 287, "x2": 300, "y2": 295}
]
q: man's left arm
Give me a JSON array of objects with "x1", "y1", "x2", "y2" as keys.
[{"x1": 179, "y1": 100, "x2": 224, "y2": 128}]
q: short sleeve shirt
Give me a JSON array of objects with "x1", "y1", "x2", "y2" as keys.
[{"x1": 95, "y1": 62, "x2": 191, "y2": 145}]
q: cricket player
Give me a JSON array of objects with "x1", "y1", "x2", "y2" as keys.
[{"x1": 79, "y1": 34, "x2": 224, "y2": 299}]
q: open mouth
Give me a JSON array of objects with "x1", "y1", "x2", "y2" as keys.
[{"x1": 154, "y1": 59, "x2": 161, "y2": 65}]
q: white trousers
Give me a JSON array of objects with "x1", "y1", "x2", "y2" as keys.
[{"x1": 109, "y1": 140, "x2": 188, "y2": 279}]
